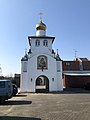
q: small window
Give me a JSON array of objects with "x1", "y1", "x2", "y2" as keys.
[
  {"x1": 35, "y1": 40, "x2": 40, "y2": 46},
  {"x1": 79, "y1": 62, "x2": 83, "y2": 71},
  {"x1": 66, "y1": 63, "x2": 70, "y2": 66},
  {"x1": 43, "y1": 40, "x2": 48, "y2": 46},
  {"x1": 23, "y1": 62, "x2": 27, "y2": 72},
  {"x1": 57, "y1": 62, "x2": 60, "y2": 72}
]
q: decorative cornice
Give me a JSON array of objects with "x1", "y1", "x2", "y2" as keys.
[{"x1": 28, "y1": 36, "x2": 55, "y2": 46}]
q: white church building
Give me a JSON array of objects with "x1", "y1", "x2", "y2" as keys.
[{"x1": 20, "y1": 18, "x2": 63, "y2": 93}]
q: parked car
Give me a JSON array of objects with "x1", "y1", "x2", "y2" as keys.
[
  {"x1": 0, "y1": 80, "x2": 13, "y2": 103},
  {"x1": 12, "y1": 84, "x2": 18, "y2": 96},
  {"x1": 84, "y1": 82, "x2": 90, "y2": 90}
]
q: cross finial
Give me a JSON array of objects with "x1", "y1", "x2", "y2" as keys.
[
  {"x1": 39, "y1": 12, "x2": 43, "y2": 22},
  {"x1": 25, "y1": 48, "x2": 27, "y2": 55},
  {"x1": 57, "y1": 49, "x2": 58, "y2": 55},
  {"x1": 74, "y1": 49, "x2": 78, "y2": 58}
]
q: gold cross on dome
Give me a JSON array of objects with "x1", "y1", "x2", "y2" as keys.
[{"x1": 39, "y1": 12, "x2": 43, "y2": 21}]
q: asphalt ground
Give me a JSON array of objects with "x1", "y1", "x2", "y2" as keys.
[{"x1": 0, "y1": 89, "x2": 90, "y2": 120}]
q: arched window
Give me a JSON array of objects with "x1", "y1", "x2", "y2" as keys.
[
  {"x1": 43, "y1": 40, "x2": 48, "y2": 46},
  {"x1": 35, "y1": 40, "x2": 40, "y2": 46}
]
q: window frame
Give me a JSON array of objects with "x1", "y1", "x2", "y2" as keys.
[
  {"x1": 35, "y1": 40, "x2": 40, "y2": 46},
  {"x1": 43, "y1": 40, "x2": 48, "y2": 47}
]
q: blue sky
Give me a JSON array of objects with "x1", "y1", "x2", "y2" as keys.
[{"x1": 0, "y1": 0, "x2": 90, "y2": 76}]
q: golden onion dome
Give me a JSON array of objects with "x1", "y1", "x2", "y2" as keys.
[{"x1": 36, "y1": 20, "x2": 46, "y2": 31}]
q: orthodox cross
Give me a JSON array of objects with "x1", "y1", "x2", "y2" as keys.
[
  {"x1": 74, "y1": 49, "x2": 77, "y2": 58},
  {"x1": 39, "y1": 12, "x2": 43, "y2": 21},
  {"x1": 24, "y1": 48, "x2": 27, "y2": 57},
  {"x1": 57, "y1": 49, "x2": 58, "y2": 55}
]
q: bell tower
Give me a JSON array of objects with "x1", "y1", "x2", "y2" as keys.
[{"x1": 20, "y1": 16, "x2": 63, "y2": 93}]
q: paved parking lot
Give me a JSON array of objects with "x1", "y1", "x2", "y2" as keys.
[{"x1": 0, "y1": 90, "x2": 90, "y2": 120}]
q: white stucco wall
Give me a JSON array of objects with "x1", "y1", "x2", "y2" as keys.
[
  {"x1": 30, "y1": 38, "x2": 52, "y2": 53},
  {"x1": 20, "y1": 53, "x2": 63, "y2": 92},
  {"x1": 20, "y1": 61, "x2": 28, "y2": 92},
  {"x1": 36, "y1": 30, "x2": 46, "y2": 36},
  {"x1": 56, "y1": 61, "x2": 63, "y2": 91}
]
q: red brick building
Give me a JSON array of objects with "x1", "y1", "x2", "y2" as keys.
[{"x1": 62, "y1": 58, "x2": 90, "y2": 88}]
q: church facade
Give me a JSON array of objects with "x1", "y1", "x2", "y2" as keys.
[{"x1": 20, "y1": 19, "x2": 63, "y2": 92}]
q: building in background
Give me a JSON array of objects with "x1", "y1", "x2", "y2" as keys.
[
  {"x1": 20, "y1": 18, "x2": 63, "y2": 92},
  {"x1": 63, "y1": 58, "x2": 90, "y2": 88}
]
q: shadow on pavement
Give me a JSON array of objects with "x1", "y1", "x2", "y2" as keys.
[
  {"x1": 14, "y1": 94, "x2": 27, "y2": 97},
  {"x1": 48, "y1": 88, "x2": 90, "y2": 94},
  {"x1": 62, "y1": 88, "x2": 90, "y2": 94},
  {"x1": 2, "y1": 100, "x2": 32, "y2": 105},
  {"x1": 0, "y1": 116, "x2": 41, "y2": 120}
]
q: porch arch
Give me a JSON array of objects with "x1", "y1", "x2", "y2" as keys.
[{"x1": 35, "y1": 75, "x2": 49, "y2": 93}]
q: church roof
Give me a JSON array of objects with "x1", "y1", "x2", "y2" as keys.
[{"x1": 74, "y1": 58, "x2": 90, "y2": 61}]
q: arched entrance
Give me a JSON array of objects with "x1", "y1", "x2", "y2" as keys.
[{"x1": 36, "y1": 75, "x2": 49, "y2": 93}]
